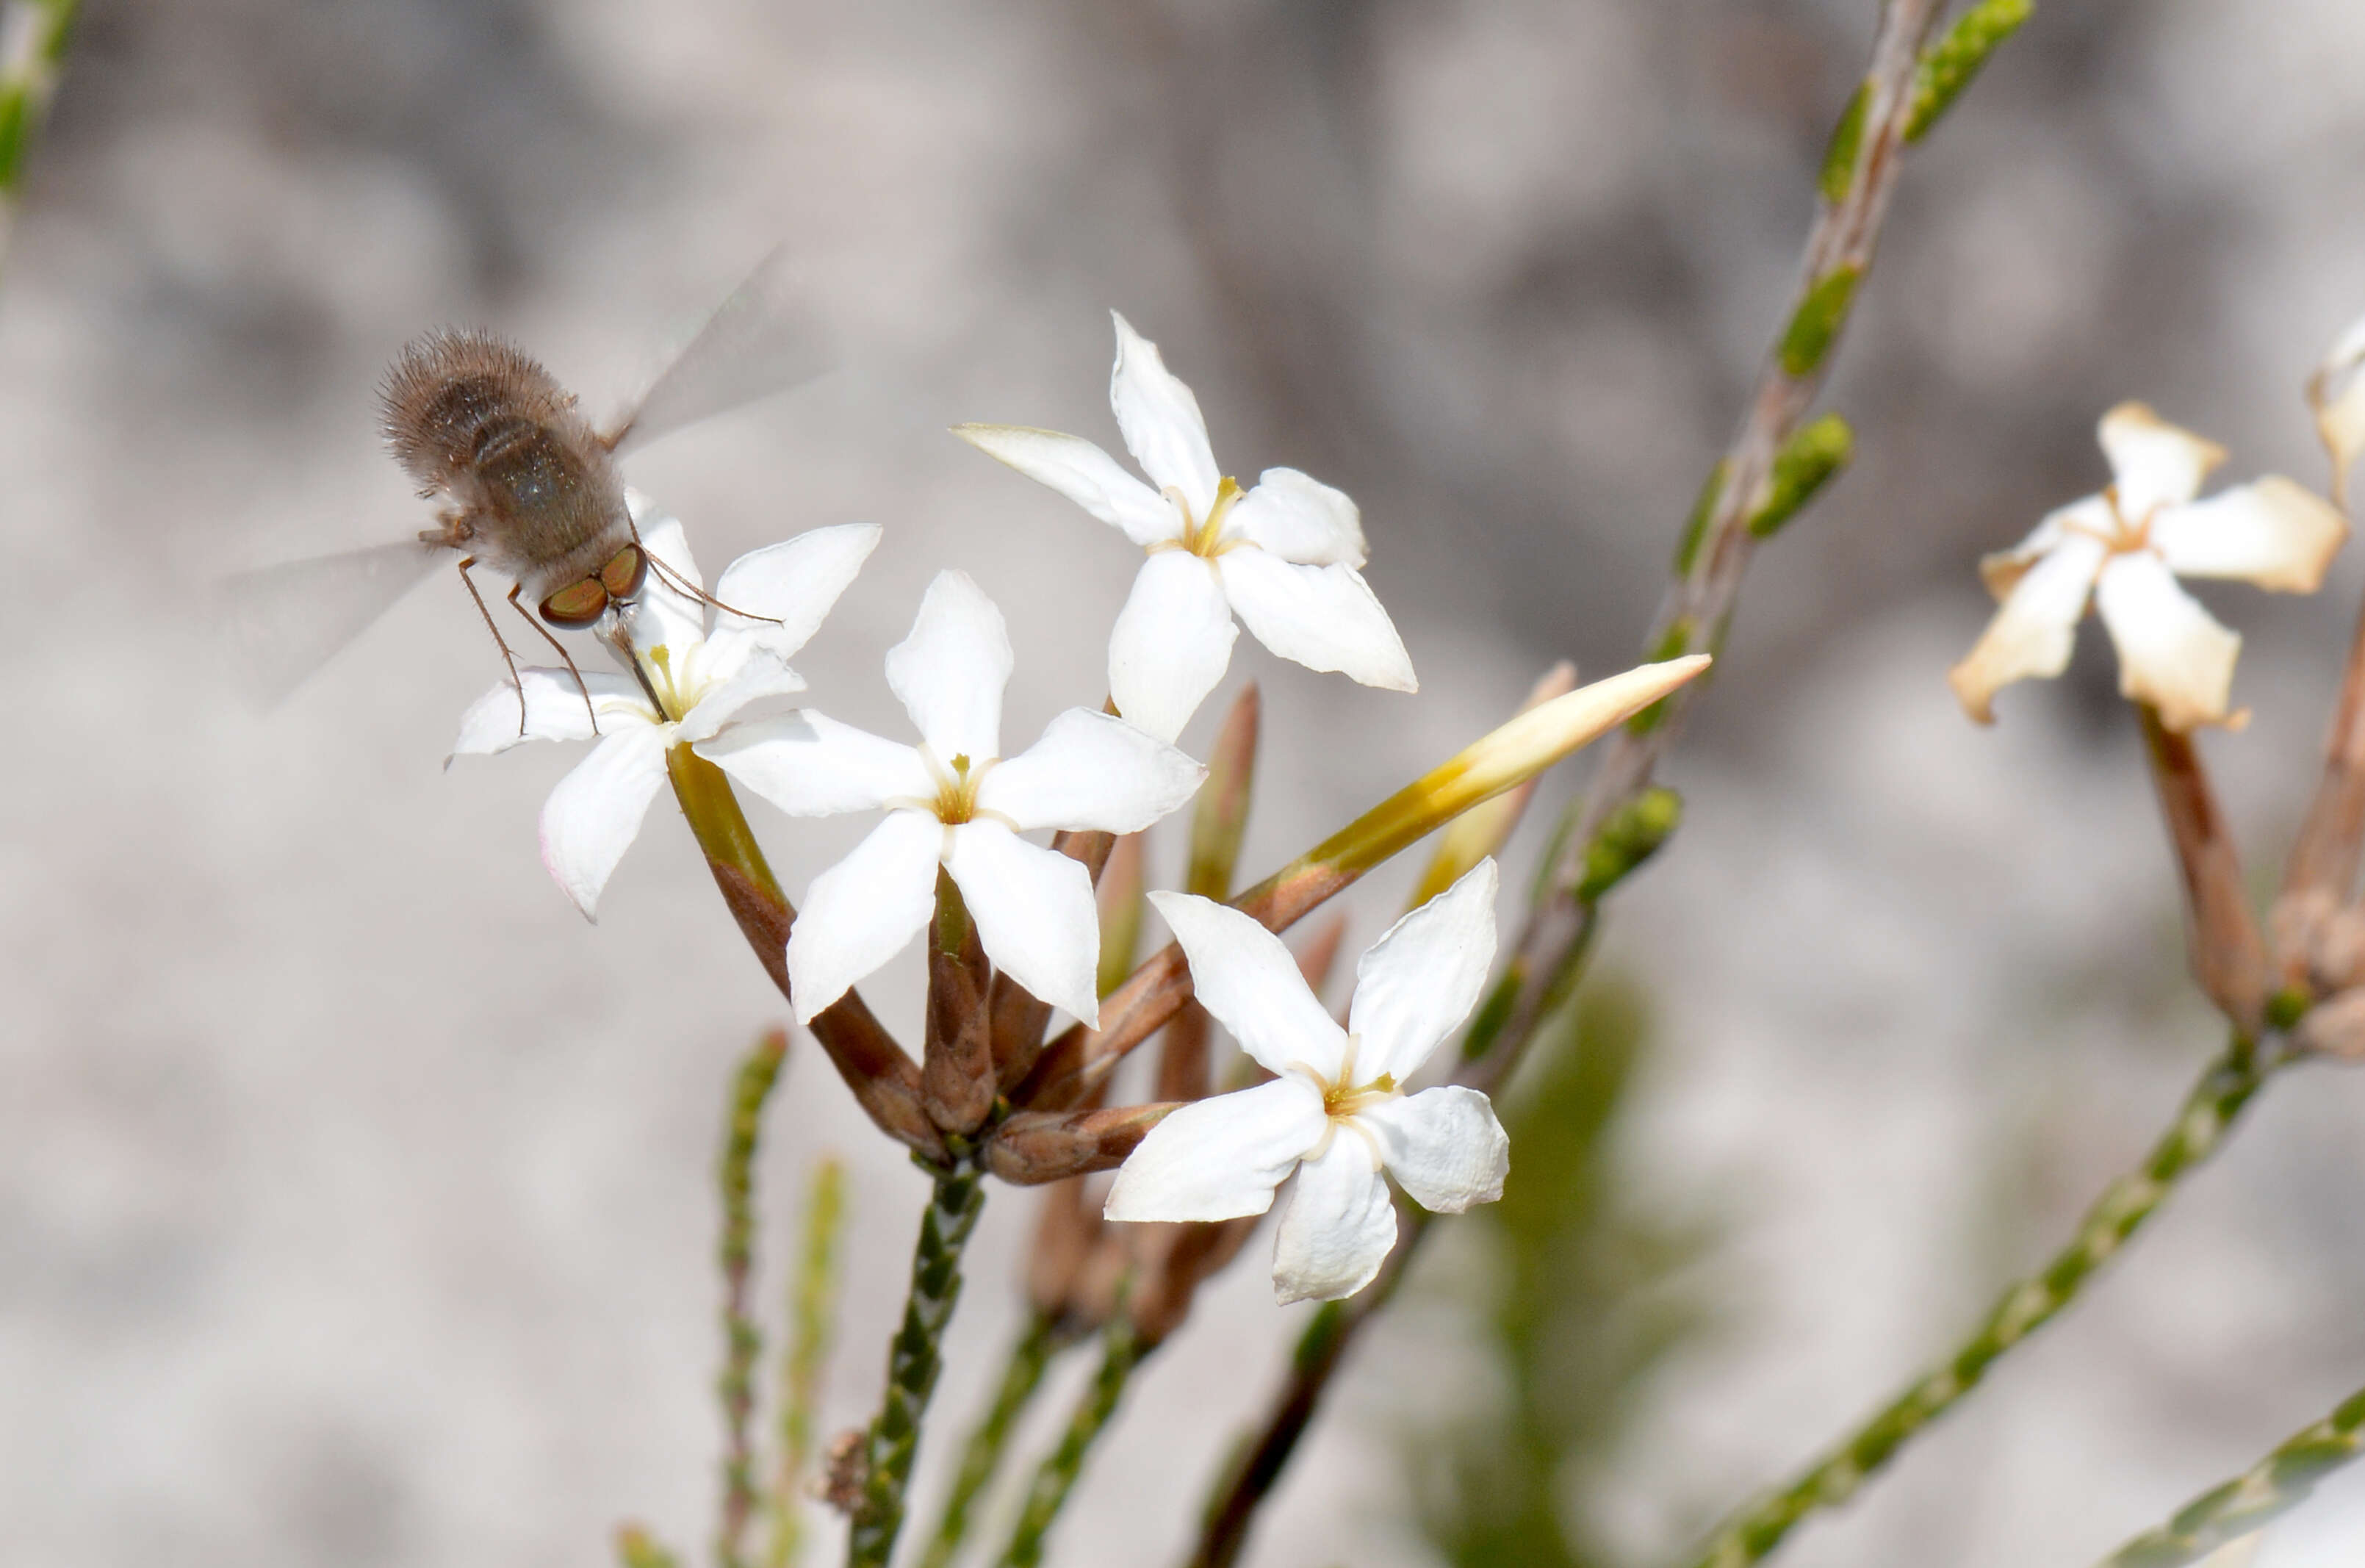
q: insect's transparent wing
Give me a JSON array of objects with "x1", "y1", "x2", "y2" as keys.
[
  {"x1": 604, "y1": 246, "x2": 827, "y2": 458},
  {"x1": 217, "y1": 539, "x2": 447, "y2": 707}
]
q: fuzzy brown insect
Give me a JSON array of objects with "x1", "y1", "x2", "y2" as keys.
[{"x1": 223, "y1": 249, "x2": 818, "y2": 719}]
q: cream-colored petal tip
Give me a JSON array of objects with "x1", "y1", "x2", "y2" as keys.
[
  {"x1": 1945, "y1": 659, "x2": 2001, "y2": 726},
  {"x1": 2099, "y1": 400, "x2": 2229, "y2": 467}
]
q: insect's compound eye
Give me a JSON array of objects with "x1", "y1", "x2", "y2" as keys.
[
  {"x1": 539, "y1": 577, "x2": 609, "y2": 627},
  {"x1": 600, "y1": 543, "x2": 648, "y2": 601}
]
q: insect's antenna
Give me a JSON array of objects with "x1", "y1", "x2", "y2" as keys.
[
  {"x1": 505, "y1": 583, "x2": 601, "y2": 736},
  {"x1": 630, "y1": 516, "x2": 786, "y2": 627},
  {"x1": 455, "y1": 557, "x2": 531, "y2": 738}
]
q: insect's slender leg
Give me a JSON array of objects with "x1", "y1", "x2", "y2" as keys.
[
  {"x1": 507, "y1": 583, "x2": 600, "y2": 736},
  {"x1": 627, "y1": 514, "x2": 785, "y2": 627},
  {"x1": 455, "y1": 555, "x2": 530, "y2": 738}
]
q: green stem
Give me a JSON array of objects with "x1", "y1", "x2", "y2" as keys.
[
  {"x1": 0, "y1": 0, "x2": 81, "y2": 270},
  {"x1": 849, "y1": 1167, "x2": 988, "y2": 1568},
  {"x1": 719, "y1": 1031, "x2": 791, "y2": 1568},
  {"x1": 768, "y1": 1157, "x2": 850, "y2": 1568},
  {"x1": 1684, "y1": 1040, "x2": 2278, "y2": 1568},
  {"x1": 917, "y1": 1315, "x2": 1063, "y2": 1568},
  {"x1": 997, "y1": 1314, "x2": 1142, "y2": 1568},
  {"x1": 2097, "y1": 1381, "x2": 2365, "y2": 1567}
]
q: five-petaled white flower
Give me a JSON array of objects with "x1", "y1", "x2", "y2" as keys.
[
  {"x1": 953, "y1": 313, "x2": 1417, "y2": 744},
  {"x1": 1950, "y1": 403, "x2": 2347, "y2": 733},
  {"x1": 1104, "y1": 860, "x2": 1511, "y2": 1304},
  {"x1": 702, "y1": 570, "x2": 1206, "y2": 1027},
  {"x1": 451, "y1": 497, "x2": 880, "y2": 920}
]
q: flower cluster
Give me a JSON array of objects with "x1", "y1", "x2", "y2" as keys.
[{"x1": 452, "y1": 315, "x2": 1703, "y2": 1303}]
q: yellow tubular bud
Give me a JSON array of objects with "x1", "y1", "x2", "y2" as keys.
[
  {"x1": 1405, "y1": 661, "x2": 1577, "y2": 911},
  {"x1": 1252, "y1": 655, "x2": 1710, "y2": 913}
]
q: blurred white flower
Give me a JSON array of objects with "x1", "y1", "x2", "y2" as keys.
[
  {"x1": 1105, "y1": 860, "x2": 1510, "y2": 1305},
  {"x1": 2310, "y1": 309, "x2": 2365, "y2": 508},
  {"x1": 1949, "y1": 403, "x2": 2347, "y2": 733},
  {"x1": 702, "y1": 569, "x2": 1206, "y2": 1027},
  {"x1": 954, "y1": 313, "x2": 1416, "y2": 744},
  {"x1": 451, "y1": 498, "x2": 880, "y2": 919}
]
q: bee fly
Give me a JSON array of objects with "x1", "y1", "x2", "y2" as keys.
[{"x1": 223, "y1": 248, "x2": 818, "y2": 730}]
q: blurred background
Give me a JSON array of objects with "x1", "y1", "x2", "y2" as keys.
[{"x1": 9, "y1": 0, "x2": 2365, "y2": 1564}]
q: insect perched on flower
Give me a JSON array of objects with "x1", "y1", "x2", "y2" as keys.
[{"x1": 221, "y1": 251, "x2": 822, "y2": 719}]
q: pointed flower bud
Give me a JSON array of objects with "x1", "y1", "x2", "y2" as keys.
[
  {"x1": 1263, "y1": 655, "x2": 1710, "y2": 913},
  {"x1": 1406, "y1": 662, "x2": 1577, "y2": 910}
]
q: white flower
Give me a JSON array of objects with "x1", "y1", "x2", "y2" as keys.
[
  {"x1": 1949, "y1": 403, "x2": 2347, "y2": 733},
  {"x1": 954, "y1": 313, "x2": 1416, "y2": 744},
  {"x1": 1104, "y1": 860, "x2": 1510, "y2": 1304},
  {"x1": 451, "y1": 495, "x2": 880, "y2": 919},
  {"x1": 702, "y1": 570, "x2": 1206, "y2": 1027}
]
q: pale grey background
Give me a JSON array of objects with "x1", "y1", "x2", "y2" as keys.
[{"x1": 10, "y1": 1, "x2": 2365, "y2": 1565}]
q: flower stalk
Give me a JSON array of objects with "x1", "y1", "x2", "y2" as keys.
[
  {"x1": 768, "y1": 1156, "x2": 849, "y2": 1568},
  {"x1": 917, "y1": 1314, "x2": 1065, "y2": 1568},
  {"x1": 2095, "y1": 1381, "x2": 2365, "y2": 1567},
  {"x1": 2139, "y1": 707, "x2": 2268, "y2": 1029},
  {"x1": 848, "y1": 1165, "x2": 988, "y2": 1568},
  {"x1": 1682, "y1": 1037, "x2": 2281, "y2": 1568},
  {"x1": 719, "y1": 1029, "x2": 791, "y2": 1568},
  {"x1": 996, "y1": 1311, "x2": 1143, "y2": 1568},
  {"x1": 664, "y1": 744, "x2": 945, "y2": 1161}
]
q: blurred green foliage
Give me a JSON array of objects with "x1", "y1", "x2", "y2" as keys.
[{"x1": 1405, "y1": 979, "x2": 1710, "y2": 1568}]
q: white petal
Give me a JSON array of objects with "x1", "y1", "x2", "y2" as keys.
[
  {"x1": 701, "y1": 522, "x2": 882, "y2": 675},
  {"x1": 952, "y1": 425, "x2": 1181, "y2": 548},
  {"x1": 944, "y1": 818, "x2": 1103, "y2": 1026},
  {"x1": 787, "y1": 810, "x2": 944, "y2": 1024},
  {"x1": 1225, "y1": 468, "x2": 1367, "y2": 567},
  {"x1": 672, "y1": 650, "x2": 807, "y2": 745},
  {"x1": 1109, "y1": 551, "x2": 1237, "y2": 744},
  {"x1": 538, "y1": 725, "x2": 671, "y2": 921},
  {"x1": 976, "y1": 708, "x2": 1206, "y2": 834},
  {"x1": 621, "y1": 492, "x2": 710, "y2": 657},
  {"x1": 1270, "y1": 1132, "x2": 1400, "y2": 1304},
  {"x1": 2094, "y1": 551, "x2": 2242, "y2": 733},
  {"x1": 2312, "y1": 312, "x2": 2365, "y2": 500},
  {"x1": 1110, "y1": 312, "x2": 1221, "y2": 519},
  {"x1": 697, "y1": 711, "x2": 933, "y2": 817},
  {"x1": 1347, "y1": 860, "x2": 1500, "y2": 1083},
  {"x1": 1102, "y1": 1076, "x2": 1328, "y2": 1223},
  {"x1": 2098, "y1": 403, "x2": 2227, "y2": 521},
  {"x1": 886, "y1": 570, "x2": 1010, "y2": 764},
  {"x1": 631, "y1": 495, "x2": 705, "y2": 591},
  {"x1": 1355, "y1": 1087, "x2": 1508, "y2": 1214},
  {"x1": 1145, "y1": 891, "x2": 1348, "y2": 1082},
  {"x1": 1974, "y1": 495, "x2": 2106, "y2": 600},
  {"x1": 1216, "y1": 549, "x2": 1417, "y2": 692},
  {"x1": 2149, "y1": 478, "x2": 2348, "y2": 593},
  {"x1": 1947, "y1": 531, "x2": 2107, "y2": 724},
  {"x1": 451, "y1": 669, "x2": 649, "y2": 757}
]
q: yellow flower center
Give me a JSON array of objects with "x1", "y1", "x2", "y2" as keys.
[
  {"x1": 1148, "y1": 475, "x2": 1248, "y2": 559},
  {"x1": 644, "y1": 643, "x2": 691, "y2": 724},
  {"x1": 2078, "y1": 489, "x2": 2156, "y2": 556},
  {"x1": 934, "y1": 752, "x2": 987, "y2": 824},
  {"x1": 1314, "y1": 1035, "x2": 1400, "y2": 1121}
]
